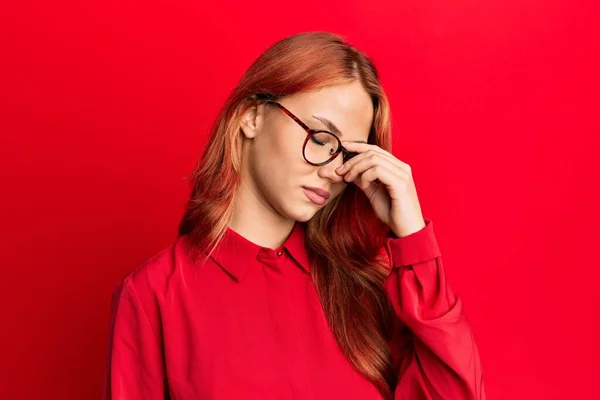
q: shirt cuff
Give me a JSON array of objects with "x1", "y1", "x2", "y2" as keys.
[{"x1": 385, "y1": 218, "x2": 442, "y2": 268}]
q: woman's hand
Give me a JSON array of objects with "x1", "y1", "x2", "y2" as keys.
[{"x1": 336, "y1": 141, "x2": 426, "y2": 238}]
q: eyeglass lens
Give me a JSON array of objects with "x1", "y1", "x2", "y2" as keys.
[{"x1": 303, "y1": 131, "x2": 341, "y2": 164}]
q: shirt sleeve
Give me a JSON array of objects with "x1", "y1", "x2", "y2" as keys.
[
  {"x1": 383, "y1": 218, "x2": 485, "y2": 400},
  {"x1": 102, "y1": 276, "x2": 167, "y2": 400}
]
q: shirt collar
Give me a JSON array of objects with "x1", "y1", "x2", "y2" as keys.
[{"x1": 208, "y1": 221, "x2": 310, "y2": 282}]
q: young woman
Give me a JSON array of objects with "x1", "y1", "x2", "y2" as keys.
[{"x1": 103, "y1": 32, "x2": 485, "y2": 400}]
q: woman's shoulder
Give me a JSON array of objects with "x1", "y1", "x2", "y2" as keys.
[
  {"x1": 106, "y1": 236, "x2": 199, "y2": 339},
  {"x1": 114, "y1": 234, "x2": 197, "y2": 299}
]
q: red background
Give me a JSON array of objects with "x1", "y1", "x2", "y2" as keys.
[{"x1": 1, "y1": 0, "x2": 598, "y2": 398}]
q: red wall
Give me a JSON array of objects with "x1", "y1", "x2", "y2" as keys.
[{"x1": 1, "y1": 0, "x2": 598, "y2": 398}]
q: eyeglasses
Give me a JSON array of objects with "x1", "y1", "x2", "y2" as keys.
[{"x1": 255, "y1": 94, "x2": 359, "y2": 167}]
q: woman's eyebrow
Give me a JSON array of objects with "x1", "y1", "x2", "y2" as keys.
[
  {"x1": 311, "y1": 114, "x2": 368, "y2": 143},
  {"x1": 312, "y1": 115, "x2": 343, "y2": 137}
]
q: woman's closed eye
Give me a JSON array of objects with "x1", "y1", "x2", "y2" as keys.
[{"x1": 310, "y1": 136, "x2": 326, "y2": 146}]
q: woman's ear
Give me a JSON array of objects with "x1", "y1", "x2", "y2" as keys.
[{"x1": 240, "y1": 102, "x2": 263, "y2": 139}]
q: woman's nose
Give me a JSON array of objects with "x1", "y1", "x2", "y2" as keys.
[{"x1": 318, "y1": 153, "x2": 346, "y2": 182}]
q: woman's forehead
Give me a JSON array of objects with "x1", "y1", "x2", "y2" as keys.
[{"x1": 284, "y1": 84, "x2": 374, "y2": 139}]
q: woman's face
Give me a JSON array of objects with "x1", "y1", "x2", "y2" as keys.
[{"x1": 240, "y1": 81, "x2": 374, "y2": 223}]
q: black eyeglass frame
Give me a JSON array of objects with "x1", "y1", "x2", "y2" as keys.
[{"x1": 254, "y1": 94, "x2": 359, "y2": 167}]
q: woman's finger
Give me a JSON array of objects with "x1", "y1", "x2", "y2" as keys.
[
  {"x1": 356, "y1": 163, "x2": 403, "y2": 193},
  {"x1": 341, "y1": 141, "x2": 411, "y2": 174},
  {"x1": 342, "y1": 152, "x2": 409, "y2": 183}
]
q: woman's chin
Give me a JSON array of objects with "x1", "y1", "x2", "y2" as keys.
[{"x1": 284, "y1": 202, "x2": 321, "y2": 223}]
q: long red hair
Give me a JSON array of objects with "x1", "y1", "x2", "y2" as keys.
[{"x1": 179, "y1": 32, "x2": 397, "y2": 398}]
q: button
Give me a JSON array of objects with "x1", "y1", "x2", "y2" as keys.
[{"x1": 276, "y1": 251, "x2": 283, "y2": 256}]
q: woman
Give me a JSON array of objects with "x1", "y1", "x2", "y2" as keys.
[{"x1": 103, "y1": 32, "x2": 485, "y2": 399}]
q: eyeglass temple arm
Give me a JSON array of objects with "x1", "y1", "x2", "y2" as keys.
[{"x1": 255, "y1": 94, "x2": 313, "y2": 134}]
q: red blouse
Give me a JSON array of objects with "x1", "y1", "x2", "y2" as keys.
[{"x1": 102, "y1": 218, "x2": 485, "y2": 399}]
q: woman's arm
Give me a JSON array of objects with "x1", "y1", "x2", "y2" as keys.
[
  {"x1": 102, "y1": 276, "x2": 167, "y2": 400},
  {"x1": 384, "y1": 219, "x2": 485, "y2": 400}
]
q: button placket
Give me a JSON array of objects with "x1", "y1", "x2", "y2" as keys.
[
  {"x1": 259, "y1": 248, "x2": 314, "y2": 399},
  {"x1": 257, "y1": 247, "x2": 287, "y2": 273}
]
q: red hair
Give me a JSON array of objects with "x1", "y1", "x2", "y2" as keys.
[{"x1": 179, "y1": 32, "x2": 397, "y2": 398}]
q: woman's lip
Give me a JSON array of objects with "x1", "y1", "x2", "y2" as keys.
[
  {"x1": 303, "y1": 188, "x2": 327, "y2": 205},
  {"x1": 303, "y1": 186, "x2": 331, "y2": 199}
]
